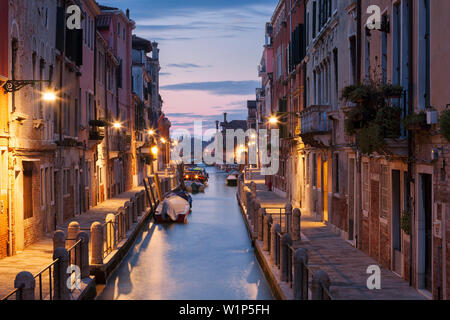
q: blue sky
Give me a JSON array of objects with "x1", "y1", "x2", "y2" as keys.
[{"x1": 100, "y1": 0, "x2": 277, "y2": 132}]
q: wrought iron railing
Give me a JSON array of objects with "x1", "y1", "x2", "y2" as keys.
[{"x1": 34, "y1": 259, "x2": 59, "y2": 299}]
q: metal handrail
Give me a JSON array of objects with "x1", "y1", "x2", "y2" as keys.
[
  {"x1": 102, "y1": 220, "x2": 115, "y2": 259},
  {"x1": 34, "y1": 258, "x2": 60, "y2": 300},
  {"x1": 1, "y1": 285, "x2": 23, "y2": 301},
  {"x1": 264, "y1": 207, "x2": 286, "y2": 227}
]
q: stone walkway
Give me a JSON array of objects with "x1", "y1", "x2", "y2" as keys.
[
  {"x1": 0, "y1": 186, "x2": 145, "y2": 299},
  {"x1": 297, "y1": 217, "x2": 425, "y2": 300},
  {"x1": 243, "y1": 175, "x2": 425, "y2": 300}
]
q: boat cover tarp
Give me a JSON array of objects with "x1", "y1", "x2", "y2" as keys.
[{"x1": 159, "y1": 195, "x2": 189, "y2": 221}]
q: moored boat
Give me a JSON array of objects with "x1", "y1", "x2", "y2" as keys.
[
  {"x1": 154, "y1": 193, "x2": 191, "y2": 223},
  {"x1": 185, "y1": 180, "x2": 205, "y2": 193}
]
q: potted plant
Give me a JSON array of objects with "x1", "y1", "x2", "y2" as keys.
[
  {"x1": 381, "y1": 83, "x2": 404, "y2": 98},
  {"x1": 341, "y1": 84, "x2": 378, "y2": 104},
  {"x1": 341, "y1": 84, "x2": 360, "y2": 101},
  {"x1": 439, "y1": 109, "x2": 450, "y2": 142},
  {"x1": 403, "y1": 112, "x2": 428, "y2": 131}
]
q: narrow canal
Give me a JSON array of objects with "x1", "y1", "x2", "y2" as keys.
[{"x1": 98, "y1": 167, "x2": 273, "y2": 300}]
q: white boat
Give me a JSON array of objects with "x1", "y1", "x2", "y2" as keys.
[{"x1": 154, "y1": 194, "x2": 190, "y2": 223}]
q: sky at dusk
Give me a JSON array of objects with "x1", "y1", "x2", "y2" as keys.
[{"x1": 100, "y1": 0, "x2": 278, "y2": 135}]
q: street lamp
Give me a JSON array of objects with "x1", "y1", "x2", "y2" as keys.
[
  {"x1": 113, "y1": 122, "x2": 122, "y2": 129},
  {"x1": 268, "y1": 116, "x2": 279, "y2": 125},
  {"x1": 148, "y1": 129, "x2": 155, "y2": 135},
  {"x1": 151, "y1": 146, "x2": 159, "y2": 156},
  {"x1": 160, "y1": 137, "x2": 166, "y2": 144},
  {"x1": 42, "y1": 90, "x2": 57, "y2": 102}
]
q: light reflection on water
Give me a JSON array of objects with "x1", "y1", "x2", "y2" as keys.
[{"x1": 98, "y1": 167, "x2": 274, "y2": 300}]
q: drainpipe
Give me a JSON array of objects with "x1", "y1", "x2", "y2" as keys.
[
  {"x1": 407, "y1": 0, "x2": 414, "y2": 287},
  {"x1": 355, "y1": 0, "x2": 362, "y2": 249},
  {"x1": 7, "y1": 163, "x2": 13, "y2": 256},
  {"x1": 57, "y1": 33, "x2": 64, "y2": 226}
]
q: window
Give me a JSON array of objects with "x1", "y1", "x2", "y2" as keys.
[
  {"x1": 40, "y1": 168, "x2": 45, "y2": 207},
  {"x1": 349, "y1": 36, "x2": 357, "y2": 84},
  {"x1": 333, "y1": 153, "x2": 339, "y2": 194},
  {"x1": 380, "y1": 165, "x2": 389, "y2": 219},
  {"x1": 364, "y1": 31, "x2": 371, "y2": 80},
  {"x1": 418, "y1": 0, "x2": 430, "y2": 109},
  {"x1": 74, "y1": 98, "x2": 79, "y2": 137},
  {"x1": 306, "y1": 13, "x2": 309, "y2": 45},
  {"x1": 306, "y1": 154, "x2": 310, "y2": 184},
  {"x1": 313, "y1": 154, "x2": 317, "y2": 187},
  {"x1": 50, "y1": 167, "x2": 54, "y2": 203},
  {"x1": 63, "y1": 169, "x2": 71, "y2": 196},
  {"x1": 333, "y1": 49, "x2": 338, "y2": 108},
  {"x1": 392, "y1": 3, "x2": 401, "y2": 85},
  {"x1": 381, "y1": 15, "x2": 388, "y2": 83},
  {"x1": 23, "y1": 163, "x2": 33, "y2": 219},
  {"x1": 362, "y1": 162, "x2": 369, "y2": 211},
  {"x1": 312, "y1": 1, "x2": 317, "y2": 38},
  {"x1": 118, "y1": 22, "x2": 121, "y2": 36}
]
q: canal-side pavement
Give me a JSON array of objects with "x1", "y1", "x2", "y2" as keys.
[
  {"x1": 239, "y1": 171, "x2": 426, "y2": 300},
  {"x1": 0, "y1": 186, "x2": 147, "y2": 299}
]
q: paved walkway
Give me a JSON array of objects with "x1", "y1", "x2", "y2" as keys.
[
  {"x1": 244, "y1": 175, "x2": 425, "y2": 300},
  {"x1": 298, "y1": 217, "x2": 424, "y2": 300},
  {"x1": 0, "y1": 186, "x2": 145, "y2": 299}
]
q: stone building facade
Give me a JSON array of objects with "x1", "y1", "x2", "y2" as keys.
[
  {"x1": 257, "y1": 0, "x2": 450, "y2": 299},
  {"x1": 0, "y1": 0, "x2": 169, "y2": 259}
]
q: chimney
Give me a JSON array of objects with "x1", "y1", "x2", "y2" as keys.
[
  {"x1": 223, "y1": 113, "x2": 227, "y2": 124},
  {"x1": 126, "y1": 9, "x2": 130, "y2": 18}
]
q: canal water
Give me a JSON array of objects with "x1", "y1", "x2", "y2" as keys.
[{"x1": 98, "y1": 167, "x2": 273, "y2": 300}]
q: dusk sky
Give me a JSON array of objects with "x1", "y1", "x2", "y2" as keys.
[{"x1": 100, "y1": 0, "x2": 278, "y2": 135}]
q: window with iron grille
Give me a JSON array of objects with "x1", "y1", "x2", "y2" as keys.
[
  {"x1": 363, "y1": 162, "x2": 369, "y2": 212},
  {"x1": 380, "y1": 165, "x2": 389, "y2": 219}
]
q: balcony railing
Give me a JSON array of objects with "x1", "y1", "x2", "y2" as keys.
[{"x1": 300, "y1": 105, "x2": 331, "y2": 135}]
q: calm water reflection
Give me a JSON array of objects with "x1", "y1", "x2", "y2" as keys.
[{"x1": 98, "y1": 167, "x2": 273, "y2": 300}]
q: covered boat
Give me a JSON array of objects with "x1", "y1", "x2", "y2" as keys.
[
  {"x1": 154, "y1": 193, "x2": 190, "y2": 223},
  {"x1": 226, "y1": 170, "x2": 239, "y2": 186},
  {"x1": 185, "y1": 180, "x2": 205, "y2": 193}
]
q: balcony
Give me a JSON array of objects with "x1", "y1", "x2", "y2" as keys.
[
  {"x1": 109, "y1": 132, "x2": 132, "y2": 156},
  {"x1": 300, "y1": 105, "x2": 332, "y2": 148},
  {"x1": 88, "y1": 128, "x2": 105, "y2": 149}
]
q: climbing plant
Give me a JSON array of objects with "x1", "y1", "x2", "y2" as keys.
[
  {"x1": 341, "y1": 80, "x2": 403, "y2": 155},
  {"x1": 401, "y1": 207, "x2": 411, "y2": 235}
]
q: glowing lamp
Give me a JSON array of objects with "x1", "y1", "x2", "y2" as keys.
[
  {"x1": 268, "y1": 116, "x2": 278, "y2": 125},
  {"x1": 43, "y1": 91, "x2": 57, "y2": 102}
]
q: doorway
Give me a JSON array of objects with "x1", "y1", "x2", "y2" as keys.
[
  {"x1": 348, "y1": 158, "x2": 355, "y2": 241},
  {"x1": 418, "y1": 173, "x2": 432, "y2": 291},
  {"x1": 323, "y1": 160, "x2": 328, "y2": 222},
  {"x1": 392, "y1": 170, "x2": 402, "y2": 274}
]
